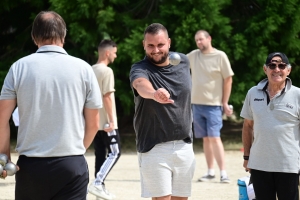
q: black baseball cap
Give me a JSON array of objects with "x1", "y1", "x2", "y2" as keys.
[{"x1": 265, "y1": 52, "x2": 289, "y2": 64}]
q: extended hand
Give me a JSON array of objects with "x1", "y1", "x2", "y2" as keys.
[{"x1": 153, "y1": 88, "x2": 174, "y2": 104}]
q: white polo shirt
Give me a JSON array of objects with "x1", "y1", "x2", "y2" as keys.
[
  {"x1": 0, "y1": 45, "x2": 102, "y2": 157},
  {"x1": 240, "y1": 78, "x2": 300, "y2": 173}
]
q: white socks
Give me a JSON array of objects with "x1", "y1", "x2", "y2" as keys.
[
  {"x1": 220, "y1": 170, "x2": 227, "y2": 178},
  {"x1": 207, "y1": 169, "x2": 227, "y2": 177},
  {"x1": 207, "y1": 169, "x2": 215, "y2": 176}
]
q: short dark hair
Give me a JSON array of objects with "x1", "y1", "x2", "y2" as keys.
[
  {"x1": 195, "y1": 30, "x2": 210, "y2": 38},
  {"x1": 144, "y1": 23, "x2": 168, "y2": 37},
  {"x1": 97, "y1": 39, "x2": 117, "y2": 51},
  {"x1": 31, "y1": 11, "x2": 66, "y2": 44}
]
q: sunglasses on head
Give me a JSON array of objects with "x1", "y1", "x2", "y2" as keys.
[{"x1": 267, "y1": 63, "x2": 287, "y2": 70}]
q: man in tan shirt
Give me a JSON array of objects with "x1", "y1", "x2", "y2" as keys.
[
  {"x1": 187, "y1": 30, "x2": 234, "y2": 183},
  {"x1": 89, "y1": 39, "x2": 121, "y2": 200}
]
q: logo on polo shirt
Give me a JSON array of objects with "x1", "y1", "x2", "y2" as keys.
[
  {"x1": 254, "y1": 98, "x2": 264, "y2": 101},
  {"x1": 111, "y1": 138, "x2": 117, "y2": 143},
  {"x1": 286, "y1": 103, "x2": 293, "y2": 109}
]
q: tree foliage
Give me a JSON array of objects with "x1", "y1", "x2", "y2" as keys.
[{"x1": 2, "y1": 0, "x2": 300, "y2": 119}]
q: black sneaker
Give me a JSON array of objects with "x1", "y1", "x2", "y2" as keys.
[{"x1": 198, "y1": 174, "x2": 215, "y2": 182}]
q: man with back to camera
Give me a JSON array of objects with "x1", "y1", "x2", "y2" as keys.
[
  {"x1": 88, "y1": 39, "x2": 121, "y2": 200},
  {"x1": 187, "y1": 30, "x2": 234, "y2": 183},
  {"x1": 0, "y1": 11, "x2": 102, "y2": 200},
  {"x1": 129, "y1": 23, "x2": 196, "y2": 200}
]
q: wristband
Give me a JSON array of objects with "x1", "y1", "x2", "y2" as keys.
[{"x1": 243, "y1": 156, "x2": 249, "y2": 160}]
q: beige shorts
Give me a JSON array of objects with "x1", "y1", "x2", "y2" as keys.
[{"x1": 138, "y1": 140, "x2": 196, "y2": 198}]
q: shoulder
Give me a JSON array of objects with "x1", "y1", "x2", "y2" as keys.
[
  {"x1": 131, "y1": 58, "x2": 149, "y2": 71},
  {"x1": 213, "y1": 49, "x2": 229, "y2": 58},
  {"x1": 92, "y1": 63, "x2": 111, "y2": 71},
  {"x1": 177, "y1": 52, "x2": 189, "y2": 64},
  {"x1": 186, "y1": 49, "x2": 200, "y2": 58},
  {"x1": 289, "y1": 85, "x2": 300, "y2": 93},
  {"x1": 68, "y1": 55, "x2": 90, "y2": 66},
  {"x1": 13, "y1": 53, "x2": 39, "y2": 65},
  {"x1": 248, "y1": 85, "x2": 259, "y2": 93}
]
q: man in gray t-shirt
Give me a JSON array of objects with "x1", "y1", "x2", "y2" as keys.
[
  {"x1": 240, "y1": 52, "x2": 300, "y2": 200},
  {"x1": 0, "y1": 11, "x2": 102, "y2": 200},
  {"x1": 129, "y1": 23, "x2": 195, "y2": 200}
]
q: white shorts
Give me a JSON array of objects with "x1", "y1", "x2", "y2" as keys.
[{"x1": 138, "y1": 140, "x2": 196, "y2": 198}]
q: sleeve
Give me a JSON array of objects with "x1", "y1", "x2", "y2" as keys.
[
  {"x1": 240, "y1": 90, "x2": 253, "y2": 120},
  {"x1": 220, "y1": 52, "x2": 234, "y2": 79},
  {"x1": 186, "y1": 51, "x2": 194, "y2": 70},
  {"x1": 85, "y1": 67, "x2": 103, "y2": 109},
  {"x1": 0, "y1": 65, "x2": 17, "y2": 100},
  {"x1": 129, "y1": 64, "x2": 149, "y2": 85},
  {"x1": 102, "y1": 68, "x2": 115, "y2": 95}
]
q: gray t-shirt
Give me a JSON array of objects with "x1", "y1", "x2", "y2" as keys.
[
  {"x1": 0, "y1": 45, "x2": 102, "y2": 157},
  {"x1": 240, "y1": 78, "x2": 300, "y2": 173},
  {"x1": 129, "y1": 53, "x2": 193, "y2": 153}
]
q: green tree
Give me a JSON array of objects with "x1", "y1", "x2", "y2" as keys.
[
  {"x1": 0, "y1": 0, "x2": 50, "y2": 88},
  {"x1": 2, "y1": 0, "x2": 300, "y2": 120},
  {"x1": 224, "y1": 0, "x2": 300, "y2": 111}
]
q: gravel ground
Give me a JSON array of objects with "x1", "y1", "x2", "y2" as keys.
[{"x1": 0, "y1": 150, "x2": 249, "y2": 200}]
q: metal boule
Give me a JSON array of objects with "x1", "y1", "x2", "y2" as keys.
[
  {"x1": 0, "y1": 154, "x2": 8, "y2": 166},
  {"x1": 169, "y1": 52, "x2": 181, "y2": 66},
  {"x1": 4, "y1": 163, "x2": 17, "y2": 176},
  {"x1": 104, "y1": 123, "x2": 110, "y2": 129},
  {"x1": 229, "y1": 105, "x2": 233, "y2": 110}
]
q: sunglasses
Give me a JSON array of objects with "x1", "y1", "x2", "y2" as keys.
[{"x1": 267, "y1": 63, "x2": 287, "y2": 70}]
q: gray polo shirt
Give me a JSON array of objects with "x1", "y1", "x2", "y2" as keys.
[
  {"x1": 240, "y1": 78, "x2": 300, "y2": 173},
  {"x1": 0, "y1": 45, "x2": 102, "y2": 157}
]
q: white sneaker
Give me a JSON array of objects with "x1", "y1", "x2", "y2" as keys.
[
  {"x1": 198, "y1": 174, "x2": 216, "y2": 182},
  {"x1": 220, "y1": 176, "x2": 230, "y2": 183},
  {"x1": 88, "y1": 183, "x2": 115, "y2": 200}
]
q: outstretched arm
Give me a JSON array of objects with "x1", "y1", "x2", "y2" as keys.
[{"x1": 132, "y1": 77, "x2": 174, "y2": 104}]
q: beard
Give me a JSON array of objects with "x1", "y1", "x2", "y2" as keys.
[
  {"x1": 198, "y1": 45, "x2": 207, "y2": 52},
  {"x1": 146, "y1": 52, "x2": 169, "y2": 65}
]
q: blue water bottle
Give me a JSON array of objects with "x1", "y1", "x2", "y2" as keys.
[{"x1": 237, "y1": 179, "x2": 249, "y2": 200}]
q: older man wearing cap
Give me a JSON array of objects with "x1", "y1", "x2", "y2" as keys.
[{"x1": 240, "y1": 52, "x2": 300, "y2": 200}]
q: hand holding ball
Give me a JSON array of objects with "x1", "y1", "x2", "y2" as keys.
[
  {"x1": 169, "y1": 52, "x2": 181, "y2": 66},
  {"x1": 0, "y1": 154, "x2": 8, "y2": 166},
  {"x1": 0, "y1": 154, "x2": 17, "y2": 178},
  {"x1": 4, "y1": 163, "x2": 17, "y2": 176}
]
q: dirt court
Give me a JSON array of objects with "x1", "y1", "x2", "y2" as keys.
[{"x1": 0, "y1": 150, "x2": 249, "y2": 200}]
